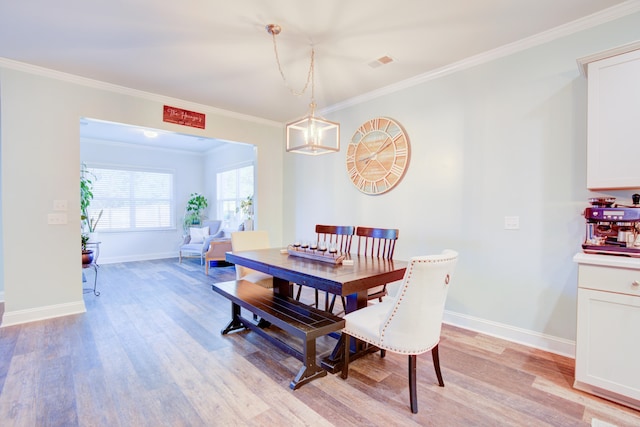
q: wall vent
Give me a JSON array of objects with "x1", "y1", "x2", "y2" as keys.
[{"x1": 368, "y1": 55, "x2": 396, "y2": 68}]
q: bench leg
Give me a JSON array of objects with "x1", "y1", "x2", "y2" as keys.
[
  {"x1": 290, "y1": 338, "x2": 326, "y2": 390},
  {"x1": 221, "y1": 302, "x2": 246, "y2": 335}
]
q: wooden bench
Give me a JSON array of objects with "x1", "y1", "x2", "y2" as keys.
[{"x1": 211, "y1": 279, "x2": 345, "y2": 389}]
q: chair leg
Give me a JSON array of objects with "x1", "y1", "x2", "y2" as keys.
[
  {"x1": 380, "y1": 349, "x2": 386, "y2": 358},
  {"x1": 409, "y1": 354, "x2": 418, "y2": 414},
  {"x1": 341, "y1": 334, "x2": 350, "y2": 379},
  {"x1": 431, "y1": 344, "x2": 444, "y2": 387}
]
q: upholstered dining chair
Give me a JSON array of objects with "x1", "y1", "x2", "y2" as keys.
[
  {"x1": 230, "y1": 230, "x2": 273, "y2": 288},
  {"x1": 295, "y1": 224, "x2": 355, "y2": 310},
  {"x1": 340, "y1": 249, "x2": 458, "y2": 414}
]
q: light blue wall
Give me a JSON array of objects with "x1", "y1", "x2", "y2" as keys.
[{"x1": 283, "y1": 12, "x2": 640, "y2": 350}]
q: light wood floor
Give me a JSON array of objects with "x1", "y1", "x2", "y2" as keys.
[{"x1": 1, "y1": 258, "x2": 639, "y2": 426}]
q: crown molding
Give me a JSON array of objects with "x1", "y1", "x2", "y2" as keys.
[
  {"x1": 576, "y1": 40, "x2": 640, "y2": 77},
  {"x1": 0, "y1": 57, "x2": 281, "y2": 128},
  {"x1": 322, "y1": 1, "x2": 640, "y2": 116}
]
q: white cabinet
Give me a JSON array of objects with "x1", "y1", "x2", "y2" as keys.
[
  {"x1": 573, "y1": 253, "x2": 640, "y2": 410},
  {"x1": 579, "y1": 46, "x2": 640, "y2": 190}
]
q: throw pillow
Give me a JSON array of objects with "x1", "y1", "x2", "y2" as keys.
[{"x1": 189, "y1": 226, "x2": 209, "y2": 244}]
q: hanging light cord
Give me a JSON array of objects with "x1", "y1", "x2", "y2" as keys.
[{"x1": 269, "y1": 26, "x2": 315, "y2": 104}]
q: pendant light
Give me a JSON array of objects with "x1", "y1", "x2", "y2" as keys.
[{"x1": 266, "y1": 24, "x2": 340, "y2": 155}]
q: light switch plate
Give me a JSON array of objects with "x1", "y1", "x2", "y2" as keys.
[
  {"x1": 53, "y1": 199, "x2": 68, "y2": 211},
  {"x1": 504, "y1": 216, "x2": 520, "y2": 230},
  {"x1": 48, "y1": 213, "x2": 68, "y2": 225}
]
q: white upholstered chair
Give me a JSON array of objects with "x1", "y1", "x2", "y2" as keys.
[
  {"x1": 340, "y1": 249, "x2": 458, "y2": 414},
  {"x1": 230, "y1": 231, "x2": 273, "y2": 288}
]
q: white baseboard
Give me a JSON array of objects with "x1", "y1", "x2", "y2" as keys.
[
  {"x1": 443, "y1": 310, "x2": 576, "y2": 358},
  {"x1": 98, "y1": 252, "x2": 178, "y2": 264},
  {"x1": 1, "y1": 300, "x2": 86, "y2": 327}
]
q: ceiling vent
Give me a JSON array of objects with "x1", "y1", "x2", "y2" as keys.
[{"x1": 368, "y1": 55, "x2": 396, "y2": 68}]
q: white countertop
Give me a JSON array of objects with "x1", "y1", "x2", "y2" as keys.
[{"x1": 573, "y1": 252, "x2": 640, "y2": 269}]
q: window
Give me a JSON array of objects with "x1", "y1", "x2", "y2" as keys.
[
  {"x1": 217, "y1": 164, "x2": 254, "y2": 230},
  {"x1": 86, "y1": 166, "x2": 175, "y2": 231}
]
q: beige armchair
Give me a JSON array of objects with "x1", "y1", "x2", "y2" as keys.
[
  {"x1": 205, "y1": 239, "x2": 232, "y2": 274},
  {"x1": 230, "y1": 230, "x2": 273, "y2": 288}
]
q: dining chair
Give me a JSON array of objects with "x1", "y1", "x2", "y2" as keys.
[
  {"x1": 340, "y1": 249, "x2": 458, "y2": 414},
  {"x1": 356, "y1": 226, "x2": 399, "y2": 301},
  {"x1": 324, "y1": 226, "x2": 399, "y2": 314},
  {"x1": 295, "y1": 224, "x2": 355, "y2": 310},
  {"x1": 230, "y1": 230, "x2": 273, "y2": 288}
]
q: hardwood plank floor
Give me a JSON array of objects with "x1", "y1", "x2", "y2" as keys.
[{"x1": 0, "y1": 258, "x2": 639, "y2": 426}]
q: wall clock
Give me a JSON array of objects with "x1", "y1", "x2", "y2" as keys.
[{"x1": 346, "y1": 117, "x2": 410, "y2": 195}]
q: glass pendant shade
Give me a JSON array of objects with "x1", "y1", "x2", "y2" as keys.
[{"x1": 286, "y1": 114, "x2": 340, "y2": 155}]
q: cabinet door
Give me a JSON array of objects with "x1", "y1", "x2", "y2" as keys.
[
  {"x1": 575, "y1": 288, "x2": 640, "y2": 402},
  {"x1": 587, "y1": 49, "x2": 640, "y2": 189}
]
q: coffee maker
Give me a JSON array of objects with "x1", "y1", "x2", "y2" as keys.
[{"x1": 583, "y1": 194, "x2": 640, "y2": 257}]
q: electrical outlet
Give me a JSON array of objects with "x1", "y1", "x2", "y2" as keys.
[
  {"x1": 53, "y1": 199, "x2": 68, "y2": 211},
  {"x1": 48, "y1": 213, "x2": 68, "y2": 225},
  {"x1": 504, "y1": 216, "x2": 520, "y2": 230}
]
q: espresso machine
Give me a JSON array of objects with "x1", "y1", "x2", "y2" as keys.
[{"x1": 582, "y1": 194, "x2": 640, "y2": 257}]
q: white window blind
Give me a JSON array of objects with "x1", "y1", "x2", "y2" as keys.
[{"x1": 87, "y1": 166, "x2": 175, "y2": 231}]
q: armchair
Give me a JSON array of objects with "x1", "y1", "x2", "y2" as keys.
[
  {"x1": 205, "y1": 239, "x2": 232, "y2": 274},
  {"x1": 179, "y1": 220, "x2": 228, "y2": 265}
]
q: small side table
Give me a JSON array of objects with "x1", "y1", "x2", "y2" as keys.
[{"x1": 83, "y1": 241, "x2": 101, "y2": 296}]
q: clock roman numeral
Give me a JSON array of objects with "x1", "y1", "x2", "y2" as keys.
[
  {"x1": 392, "y1": 132, "x2": 404, "y2": 142},
  {"x1": 382, "y1": 119, "x2": 391, "y2": 133},
  {"x1": 395, "y1": 147, "x2": 408, "y2": 158},
  {"x1": 389, "y1": 163, "x2": 404, "y2": 177},
  {"x1": 348, "y1": 165, "x2": 358, "y2": 179}
]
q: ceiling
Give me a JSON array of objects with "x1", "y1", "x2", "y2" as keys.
[{"x1": 1, "y1": 1, "x2": 637, "y2": 150}]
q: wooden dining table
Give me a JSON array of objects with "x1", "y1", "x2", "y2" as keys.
[{"x1": 225, "y1": 247, "x2": 408, "y2": 372}]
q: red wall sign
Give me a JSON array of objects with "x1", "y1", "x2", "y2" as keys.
[{"x1": 163, "y1": 105, "x2": 206, "y2": 129}]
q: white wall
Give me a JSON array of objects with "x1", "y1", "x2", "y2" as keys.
[
  {"x1": 284, "y1": 13, "x2": 640, "y2": 355},
  {"x1": 0, "y1": 66, "x2": 283, "y2": 326}
]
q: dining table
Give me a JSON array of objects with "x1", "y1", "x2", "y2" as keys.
[{"x1": 225, "y1": 247, "x2": 408, "y2": 372}]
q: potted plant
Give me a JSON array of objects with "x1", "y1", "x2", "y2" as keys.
[
  {"x1": 80, "y1": 163, "x2": 103, "y2": 239},
  {"x1": 238, "y1": 195, "x2": 253, "y2": 231},
  {"x1": 81, "y1": 233, "x2": 94, "y2": 265},
  {"x1": 184, "y1": 192, "x2": 208, "y2": 231}
]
